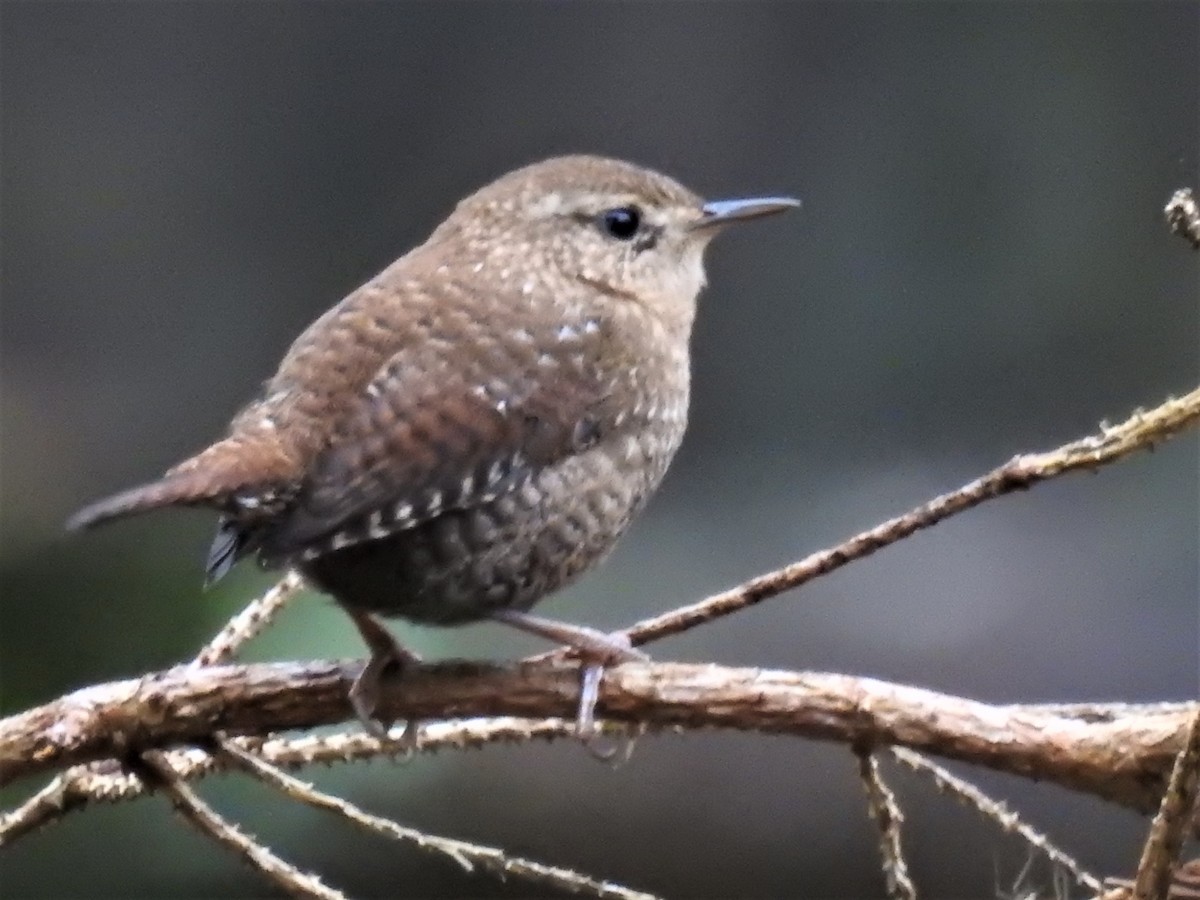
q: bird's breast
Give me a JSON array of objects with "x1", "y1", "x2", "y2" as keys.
[{"x1": 298, "y1": 373, "x2": 690, "y2": 626}]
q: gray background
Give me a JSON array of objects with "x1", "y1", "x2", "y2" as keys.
[{"x1": 2, "y1": 2, "x2": 1197, "y2": 897}]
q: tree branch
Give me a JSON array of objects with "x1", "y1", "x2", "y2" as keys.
[
  {"x1": 0, "y1": 719, "x2": 584, "y2": 846},
  {"x1": 857, "y1": 750, "x2": 916, "y2": 900},
  {"x1": 3, "y1": 659, "x2": 1195, "y2": 827},
  {"x1": 890, "y1": 747, "x2": 1104, "y2": 893},
  {"x1": 1131, "y1": 708, "x2": 1200, "y2": 899},
  {"x1": 219, "y1": 740, "x2": 658, "y2": 900},
  {"x1": 134, "y1": 750, "x2": 346, "y2": 899},
  {"x1": 534, "y1": 384, "x2": 1200, "y2": 655}
]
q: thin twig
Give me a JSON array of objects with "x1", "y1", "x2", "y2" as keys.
[
  {"x1": 1, "y1": 573, "x2": 307, "y2": 846},
  {"x1": 1132, "y1": 708, "x2": 1200, "y2": 900},
  {"x1": 219, "y1": 740, "x2": 657, "y2": 900},
  {"x1": 0, "y1": 718, "x2": 614, "y2": 844},
  {"x1": 0, "y1": 777, "x2": 92, "y2": 847},
  {"x1": 198, "y1": 565, "x2": 652, "y2": 899},
  {"x1": 600, "y1": 386, "x2": 1200, "y2": 650},
  {"x1": 29, "y1": 719, "x2": 579, "y2": 802},
  {"x1": 856, "y1": 750, "x2": 917, "y2": 900},
  {"x1": 134, "y1": 751, "x2": 345, "y2": 900},
  {"x1": 891, "y1": 747, "x2": 1104, "y2": 894},
  {"x1": 196, "y1": 570, "x2": 306, "y2": 666},
  {"x1": 1165, "y1": 188, "x2": 1200, "y2": 250}
]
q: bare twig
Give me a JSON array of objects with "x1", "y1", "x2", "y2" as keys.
[
  {"x1": 857, "y1": 750, "x2": 917, "y2": 900},
  {"x1": 30, "y1": 719, "x2": 580, "y2": 802},
  {"x1": 2, "y1": 571, "x2": 309, "y2": 846},
  {"x1": 0, "y1": 777, "x2": 93, "y2": 847},
  {"x1": 195, "y1": 565, "x2": 649, "y2": 900},
  {"x1": 1132, "y1": 708, "x2": 1200, "y2": 900},
  {"x1": 891, "y1": 747, "x2": 1104, "y2": 894},
  {"x1": 1165, "y1": 188, "x2": 1200, "y2": 250},
  {"x1": 14, "y1": 384, "x2": 1181, "y2": 796},
  {"x1": 5, "y1": 697, "x2": 1187, "y2": 847},
  {"x1": 3, "y1": 660, "x2": 1196, "y2": 825},
  {"x1": 598, "y1": 386, "x2": 1200, "y2": 651},
  {"x1": 134, "y1": 751, "x2": 345, "y2": 900},
  {"x1": 0, "y1": 718, "x2": 617, "y2": 844},
  {"x1": 196, "y1": 570, "x2": 306, "y2": 666},
  {"x1": 219, "y1": 740, "x2": 657, "y2": 900},
  {"x1": 11, "y1": 702, "x2": 1174, "y2": 822},
  {"x1": 1103, "y1": 860, "x2": 1200, "y2": 900}
]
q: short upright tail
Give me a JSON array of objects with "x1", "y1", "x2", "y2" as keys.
[{"x1": 65, "y1": 473, "x2": 229, "y2": 532}]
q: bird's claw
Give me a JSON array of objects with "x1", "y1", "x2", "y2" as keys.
[
  {"x1": 346, "y1": 609, "x2": 422, "y2": 744},
  {"x1": 569, "y1": 631, "x2": 646, "y2": 762}
]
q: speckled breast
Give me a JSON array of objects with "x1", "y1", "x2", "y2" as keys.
[{"x1": 297, "y1": 399, "x2": 688, "y2": 626}]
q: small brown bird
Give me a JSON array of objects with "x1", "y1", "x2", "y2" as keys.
[{"x1": 69, "y1": 155, "x2": 798, "y2": 738}]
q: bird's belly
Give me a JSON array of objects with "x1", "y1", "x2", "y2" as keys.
[{"x1": 298, "y1": 423, "x2": 684, "y2": 625}]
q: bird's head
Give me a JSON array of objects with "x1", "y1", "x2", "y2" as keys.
[{"x1": 428, "y1": 155, "x2": 799, "y2": 332}]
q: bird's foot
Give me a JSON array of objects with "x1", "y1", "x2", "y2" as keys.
[
  {"x1": 346, "y1": 609, "x2": 422, "y2": 748},
  {"x1": 490, "y1": 609, "x2": 647, "y2": 759}
]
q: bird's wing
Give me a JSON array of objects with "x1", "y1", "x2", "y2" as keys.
[{"x1": 262, "y1": 311, "x2": 631, "y2": 559}]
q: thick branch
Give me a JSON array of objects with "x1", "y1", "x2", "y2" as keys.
[{"x1": 2, "y1": 659, "x2": 1193, "y2": 823}]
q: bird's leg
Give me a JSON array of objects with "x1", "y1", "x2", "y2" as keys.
[
  {"x1": 490, "y1": 608, "x2": 647, "y2": 755},
  {"x1": 345, "y1": 608, "x2": 422, "y2": 745}
]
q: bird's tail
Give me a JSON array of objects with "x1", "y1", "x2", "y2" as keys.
[
  {"x1": 66, "y1": 434, "x2": 296, "y2": 532},
  {"x1": 66, "y1": 471, "x2": 234, "y2": 531}
]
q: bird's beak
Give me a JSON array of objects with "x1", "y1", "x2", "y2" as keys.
[{"x1": 690, "y1": 196, "x2": 801, "y2": 230}]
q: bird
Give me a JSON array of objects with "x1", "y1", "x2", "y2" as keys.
[{"x1": 68, "y1": 154, "x2": 799, "y2": 740}]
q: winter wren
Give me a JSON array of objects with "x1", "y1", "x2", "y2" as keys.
[{"x1": 69, "y1": 155, "x2": 798, "y2": 737}]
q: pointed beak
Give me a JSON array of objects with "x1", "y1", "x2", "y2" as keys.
[{"x1": 691, "y1": 196, "x2": 801, "y2": 230}]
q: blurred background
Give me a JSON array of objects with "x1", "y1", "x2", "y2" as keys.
[{"x1": 2, "y1": 3, "x2": 1197, "y2": 897}]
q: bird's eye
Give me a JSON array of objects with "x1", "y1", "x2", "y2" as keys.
[{"x1": 600, "y1": 206, "x2": 641, "y2": 240}]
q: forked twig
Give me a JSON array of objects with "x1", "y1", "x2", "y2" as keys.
[
  {"x1": 219, "y1": 740, "x2": 658, "y2": 900},
  {"x1": 605, "y1": 385, "x2": 1200, "y2": 651},
  {"x1": 6, "y1": 662, "x2": 1196, "y2": 819},
  {"x1": 196, "y1": 570, "x2": 306, "y2": 666},
  {"x1": 1, "y1": 717, "x2": 581, "y2": 840},
  {"x1": 857, "y1": 750, "x2": 917, "y2": 900},
  {"x1": 2, "y1": 569, "x2": 308, "y2": 847},
  {"x1": 1, "y1": 569, "x2": 308, "y2": 846},
  {"x1": 134, "y1": 751, "x2": 345, "y2": 900},
  {"x1": 890, "y1": 747, "x2": 1103, "y2": 894},
  {"x1": 197, "y1": 573, "x2": 649, "y2": 900},
  {"x1": 1131, "y1": 708, "x2": 1200, "y2": 900}
]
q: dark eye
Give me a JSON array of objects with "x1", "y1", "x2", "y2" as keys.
[{"x1": 600, "y1": 206, "x2": 641, "y2": 240}]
